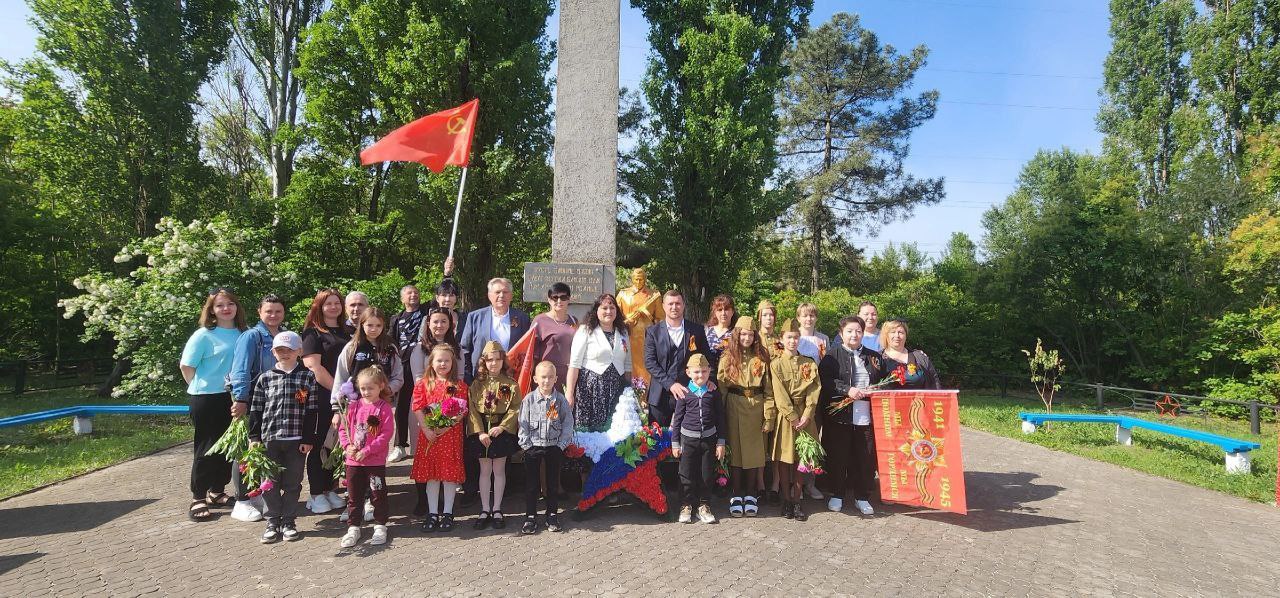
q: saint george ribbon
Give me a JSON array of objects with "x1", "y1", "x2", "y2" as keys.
[
  {"x1": 360, "y1": 99, "x2": 479, "y2": 172},
  {"x1": 869, "y1": 389, "x2": 968, "y2": 514}
]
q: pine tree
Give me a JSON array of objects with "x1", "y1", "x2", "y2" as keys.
[{"x1": 777, "y1": 13, "x2": 942, "y2": 293}]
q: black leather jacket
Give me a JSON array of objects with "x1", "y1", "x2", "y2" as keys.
[{"x1": 819, "y1": 344, "x2": 886, "y2": 425}]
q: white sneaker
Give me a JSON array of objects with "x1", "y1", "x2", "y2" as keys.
[
  {"x1": 828, "y1": 497, "x2": 844, "y2": 512},
  {"x1": 339, "y1": 526, "x2": 360, "y2": 548},
  {"x1": 325, "y1": 491, "x2": 345, "y2": 511},
  {"x1": 806, "y1": 484, "x2": 824, "y2": 500},
  {"x1": 388, "y1": 446, "x2": 406, "y2": 462},
  {"x1": 370, "y1": 524, "x2": 388, "y2": 545},
  {"x1": 854, "y1": 500, "x2": 874, "y2": 515},
  {"x1": 308, "y1": 494, "x2": 334, "y2": 514},
  {"x1": 696, "y1": 505, "x2": 718, "y2": 524},
  {"x1": 231, "y1": 500, "x2": 263, "y2": 522},
  {"x1": 678, "y1": 506, "x2": 692, "y2": 524},
  {"x1": 364, "y1": 501, "x2": 375, "y2": 522}
]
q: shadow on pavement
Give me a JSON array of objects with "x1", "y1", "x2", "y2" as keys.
[
  {"x1": 0, "y1": 499, "x2": 157, "y2": 539},
  {"x1": 899, "y1": 470, "x2": 1077, "y2": 532},
  {"x1": 0, "y1": 552, "x2": 43, "y2": 576}
]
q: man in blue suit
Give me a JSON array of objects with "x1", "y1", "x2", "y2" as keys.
[
  {"x1": 459, "y1": 277, "x2": 532, "y2": 384},
  {"x1": 457, "y1": 277, "x2": 531, "y2": 507},
  {"x1": 643, "y1": 289, "x2": 710, "y2": 427}
]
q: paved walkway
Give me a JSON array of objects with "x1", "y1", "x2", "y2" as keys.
[{"x1": 1, "y1": 428, "x2": 1277, "y2": 597}]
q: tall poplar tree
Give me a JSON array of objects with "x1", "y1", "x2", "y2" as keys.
[
  {"x1": 1098, "y1": 0, "x2": 1196, "y2": 202},
  {"x1": 624, "y1": 0, "x2": 810, "y2": 307},
  {"x1": 232, "y1": 0, "x2": 324, "y2": 200},
  {"x1": 1190, "y1": 0, "x2": 1280, "y2": 168},
  {"x1": 23, "y1": 0, "x2": 236, "y2": 236}
]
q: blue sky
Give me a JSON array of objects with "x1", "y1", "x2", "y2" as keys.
[{"x1": 1, "y1": 0, "x2": 1110, "y2": 258}]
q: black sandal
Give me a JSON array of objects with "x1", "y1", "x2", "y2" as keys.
[
  {"x1": 188, "y1": 499, "x2": 211, "y2": 521},
  {"x1": 473, "y1": 511, "x2": 492, "y2": 530},
  {"x1": 439, "y1": 513, "x2": 455, "y2": 531},
  {"x1": 206, "y1": 492, "x2": 232, "y2": 508},
  {"x1": 492, "y1": 511, "x2": 506, "y2": 529}
]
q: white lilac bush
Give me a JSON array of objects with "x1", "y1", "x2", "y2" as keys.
[{"x1": 61, "y1": 216, "x2": 293, "y2": 403}]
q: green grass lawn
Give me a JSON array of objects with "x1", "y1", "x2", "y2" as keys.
[
  {"x1": 0, "y1": 387, "x2": 191, "y2": 500},
  {"x1": 960, "y1": 392, "x2": 1278, "y2": 503}
]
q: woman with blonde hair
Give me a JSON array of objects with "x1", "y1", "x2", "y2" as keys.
[{"x1": 878, "y1": 320, "x2": 941, "y2": 389}]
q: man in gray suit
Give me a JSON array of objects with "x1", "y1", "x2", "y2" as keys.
[{"x1": 459, "y1": 277, "x2": 532, "y2": 384}]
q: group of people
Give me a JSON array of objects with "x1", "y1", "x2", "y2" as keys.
[{"x1": 177, "y1": 266, "x2": 941, "y2": 547}]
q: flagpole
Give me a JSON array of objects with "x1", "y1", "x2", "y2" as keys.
[{"x1": 447, "y1": 166, "x2": 469, "y2": 260}]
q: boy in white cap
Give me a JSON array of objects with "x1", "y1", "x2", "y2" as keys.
[{"x1": 248, "y1": 330, "x2": 322, "y2": 544}]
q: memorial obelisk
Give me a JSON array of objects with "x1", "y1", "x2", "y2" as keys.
[{"x1": 538, "y1": 0, "x2": 620, "y2": 311}]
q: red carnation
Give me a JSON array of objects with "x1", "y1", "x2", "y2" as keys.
[{"x1": 893, "y1": 365, "x2": 908, "y2": 386}]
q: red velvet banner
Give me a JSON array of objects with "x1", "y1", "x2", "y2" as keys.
[{"x1": 870, "y1": 389, "x2": 967, "y2": 514}]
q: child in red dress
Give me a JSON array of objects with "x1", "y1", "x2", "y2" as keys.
[{"x1": 410, "y1": 343, "x2": 468, "y2": 532}]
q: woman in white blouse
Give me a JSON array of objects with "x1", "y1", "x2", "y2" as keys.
[{"x1": 565, "y1": 294, "x2": 632, "y2": 433}]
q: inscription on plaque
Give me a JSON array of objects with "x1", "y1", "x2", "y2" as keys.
[{"x1": 522, "y1": 262, "x2": 612, "y2": 304}]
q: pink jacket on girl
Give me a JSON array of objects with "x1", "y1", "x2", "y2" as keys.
[{"x1": 338, "y1": 398, "x2": 395, "y2": 467}]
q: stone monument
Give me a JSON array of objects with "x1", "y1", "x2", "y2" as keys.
[{"x1": 525, "y1": 0, "x2": 620, "y2": 314}]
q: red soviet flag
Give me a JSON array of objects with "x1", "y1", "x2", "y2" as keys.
[
  {"x1": 507, "y1": 324, "x2": 538, "y2": 400},
  {"x1": 360, "y1": 99, "x2": 479, "y2": 172}
]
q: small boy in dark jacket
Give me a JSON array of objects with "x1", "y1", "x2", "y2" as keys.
[{"x1": 670, "y1": 353, "x2": 727, "y2": 524}]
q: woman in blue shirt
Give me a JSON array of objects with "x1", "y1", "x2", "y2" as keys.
[{"x1": 179, "y1": 288, "x2": 247, "y2": 521}]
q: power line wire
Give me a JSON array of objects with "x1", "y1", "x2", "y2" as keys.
[
  {"x1": 940, "y1": 99, "x2": 1095, "y2": 111},
  {"x1": 923, "y1": 66, "x2": 1101, "y2": 80},
  {"x1": 873, "y1": 0, "x2": 1098, "y2": 14}
]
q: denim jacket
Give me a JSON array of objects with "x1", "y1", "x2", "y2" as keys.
[{"x1": 229, "y1": 322, "x2": 281, "y2": 402}]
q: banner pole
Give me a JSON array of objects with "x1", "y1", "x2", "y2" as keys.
[{"x1": 447, "y1": 166, "x2": 469, "y2": 260}]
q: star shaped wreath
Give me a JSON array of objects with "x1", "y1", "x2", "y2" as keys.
[{"x1": 577, "y1": 428, "x2": 672, "y2": 515}]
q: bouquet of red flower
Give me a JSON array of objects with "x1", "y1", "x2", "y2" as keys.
[
  {"x1": 826, "y1": 365, "x2": 909, "y2": 415},
  {"x1": 423, "y1": 397, "x2": 468, "y2": 430},
  {"x1": 206, "y1": 416, "x2": 249, "y2": 459},
  {"x1": 239, "y1": 442, "x2": 283, "y2": 492},
  {"x1": 794, "y1": 431, "x2": 825, "y2": 475},
  {"x1": 715, "y1": 449, "x2": 729, "y2": 487}
]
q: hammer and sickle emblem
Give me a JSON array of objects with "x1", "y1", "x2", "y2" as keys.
[{"x1": 446, "y1": 115, "x2": 467, "y2": 135}]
